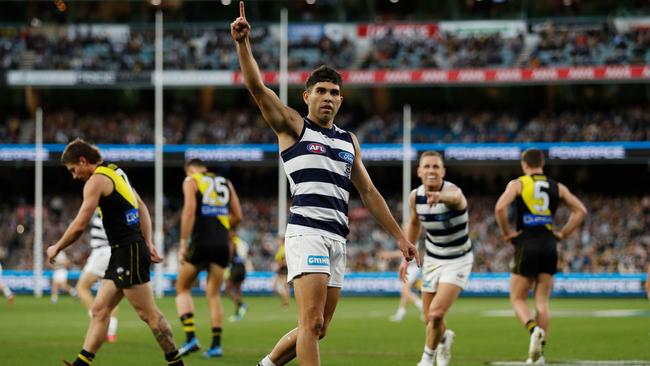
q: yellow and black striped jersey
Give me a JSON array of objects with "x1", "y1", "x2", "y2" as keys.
[
  {"x1": 515, "y1": 174, "x2": 559, "y2": 238},
  {"x1": 190, "y1": 172, "x2": 231, "y2": 246},
  {"x1": 93, "y1": 163, "x2": 143, "y2": 244}
]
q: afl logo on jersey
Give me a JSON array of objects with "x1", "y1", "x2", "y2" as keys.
[
  {"x1": 307, "y1": 143, "x2": 326, "y2": 154},
  {"x1": 338, "y1": 151, "x2": 354, "y2": 164}
]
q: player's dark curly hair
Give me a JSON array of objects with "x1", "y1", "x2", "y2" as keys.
[
  {"x1": 305, "y1": 65, "x2": 343, "y2": 91},
  {"x1": 61, "y1": 138, "x2": 102, "y2": 165}
]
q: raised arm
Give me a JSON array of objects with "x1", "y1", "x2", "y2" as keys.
[
  {"x1": 349, "y1": 133, "x2": 419, "y2": 265},
  {"x1": 494, "y1": 179, "x2": 522, "y2": 243},
  {"x1": 554, "y1": 183, "x2": 587, "y2": 240},
  {"x1": 46, "y1": 175, "x2": 108, "y2": 263},
  {"x1": 231, "y1": 1, "x2": 302, "y2": 147}
]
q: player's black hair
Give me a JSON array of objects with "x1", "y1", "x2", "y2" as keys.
[{"x1": 305, "y1": 65, "x2": 343, "y2": 91}]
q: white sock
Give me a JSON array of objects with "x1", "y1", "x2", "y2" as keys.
[
  {"x1": 108, "y1": 317, "x2": 118, "y2": 336},
  {"x1": 258, "y1": 355, "x2": 277, "y2": 366},
  {"x1": 420, "y1": 345, "x2": 435, "y2": 363},
  {"x1": 415, "y1": 299, "x2": 423, "y2": 310},
  {"x1": 88, "y1": 310, "x2": 93, "y2": 318},
  {"x1": 395, "y1": 307, "x2": 406, "y2": 317}
]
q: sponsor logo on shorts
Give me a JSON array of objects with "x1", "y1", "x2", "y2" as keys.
[
  {"x1": 456, "y1": 272, "x2": 465, "y2": 280},
  {"x1": 307, "y1": 143, "x2": 326, "y2": 154},
  {"x1": 307, "y1": 255, "x2": 330, "y2": 266}
]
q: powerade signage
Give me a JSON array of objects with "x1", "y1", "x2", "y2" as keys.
[{"x1": 3, "y1": 271, "x2": 647, "y2": 297}]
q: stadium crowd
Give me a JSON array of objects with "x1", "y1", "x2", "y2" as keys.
[
  {"x1": 2, "y1": 106, "x2": 649, "y2": 144},
  {"x1": 1, "y1": 194, "x2": 647, "y2": 274},
  {"x1": 1, "y1": 22, "x2": 649, "y2": 71}
]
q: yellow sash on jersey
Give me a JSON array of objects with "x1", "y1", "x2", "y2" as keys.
[
  {"x1": 192, "y1": 172, "x2": 230, "y2": 230},
  {"x1": 518, "y1": 175, "x2": 553, "y2": 230},
  {"x1": 95, "y1": 165, "x2": 138, "y2": 209}
]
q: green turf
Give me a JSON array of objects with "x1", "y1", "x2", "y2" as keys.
[{"x1": 0, "y1": 295, "x2": 648, "y2": 365}]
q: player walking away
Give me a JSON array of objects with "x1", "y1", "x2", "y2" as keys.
[
  {"x1": 399, "y1": 151, "x2": 473, "y2": 366},
  {"x1": 225, "y1": 232, "x2": 250, "y2": 322},
  {"x1": 0, "y1": 262, "x2": 15, "y2": 305},
  {"x1": 380, "y1": 250, "x2": 422, "y2": 322},
  {"x1": 76, "y1": 209, "x2": 119, "y2": 342},
  {"x1": 46, "y1": 138, "x2": 185, "y2": 366},
  {"x1": 50, "y1": 251, "x2": 77, "y2": 304},
  {"x1": 232, "y1": 3, "x2": 418, "y2": 365},
  {"x1": 495, "y1": 148, "x2": 587, "y2": 365},
  {"x1": 175, "y1": 159, "x2": 242, "y2": 358},
  {"x1": 272, "y1": 234, "x2": 290, "y2": 309}
]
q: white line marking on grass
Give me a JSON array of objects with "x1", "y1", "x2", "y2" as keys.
[
  {"x1": 490, "y1": 361, "x2": 650, "y2": 366},
  {"x1": 482, "y1": 309, "x2": 650, "y2": 318}
]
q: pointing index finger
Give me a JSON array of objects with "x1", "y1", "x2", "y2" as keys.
[{"x1": 240, "y1": 1, "x2": 246, "y2": 19}]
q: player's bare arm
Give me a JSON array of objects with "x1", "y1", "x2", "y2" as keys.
[
  {"x1": 349, "y1": 133, "x2": 419, "y2": 265},
  {"x1": 47, "y1": 174, "x2": 109, "y2": 263},
  {"x1": 399, "y1": 190, "x2": 422, "y2": 281},
  {"x1": 495, "y1": 179, "x2": 523, "y2": 242},
  {"x1": 135, "y1": 191, "x2": 161, "y2": 263},
  {"x1": 178, "y1": 177, "x2": 197, "y2": 262},
  {"x1": 427, "y1": 185, "x2": 467, "y2": 211},
  {"x1": 554, "y1": 183, "x2": 587, "y2": 240},
  {"x1": 227, "y1": 180, "x2": 243, "y2": 230},
  {"x1": 231, "y1": 0, "x2": 302, "y2": 150}
]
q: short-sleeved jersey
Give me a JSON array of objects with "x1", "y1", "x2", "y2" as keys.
[
  {"x1": 190, "y1": 172, "x2": 231, "y2": 246},
  {"x1": 94, "y1": 163, "x2": 143, "y2": 244},
  {"x1": 515, "y1": 174, "x2": 560, "y2": 239}
]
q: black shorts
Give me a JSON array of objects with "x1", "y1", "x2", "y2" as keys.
[
  {"x1": 229, "y1": 262, "x2": 246, "y2": 284},
  {"x1": 512, "y1": 235, "x2": 558, "y2": 277},
  {"x1": 186, "y1": 241, "x2": 230, "y2": 269},
  {"x1": 106, "y1": 240, "x2": 151, "y2": 289}
]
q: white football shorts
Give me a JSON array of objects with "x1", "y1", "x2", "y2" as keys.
[
  {"x1": 285, "y1": 234, "x2": 346, "y2": 288},
  {"x1": 421, "y1": 252, "x2": 474, "y2": 293},
  {"x1": 82, "y1": 246, "x2": 112, "y2": 278}
]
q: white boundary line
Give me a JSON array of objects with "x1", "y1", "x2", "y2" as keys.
[{"x1": 490, "y1": 361, "x2": 650, "y2": 366}]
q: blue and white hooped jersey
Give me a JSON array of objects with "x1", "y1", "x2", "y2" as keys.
[
  {"x1": 281, "y1": 117, "x2": 355, "y2": 242},
  {"x1": 416, "y1": 182, "x2": 472, "y2": 260},
  {"x1": 89, "y1": 210, "x2": 109, "y2": 250}
]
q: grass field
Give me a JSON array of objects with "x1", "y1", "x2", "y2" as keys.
[{"x1": 1, "y1": 295, "x2": 648, "y2": 365}]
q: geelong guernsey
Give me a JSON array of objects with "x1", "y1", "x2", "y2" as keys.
[
  {"x1": 281, "y1": 117, "x2": 355, "y2": 242},
  {"x1": 416, "y1": 182, "x2": 472, "y2": 260},
  {"x1": 89, "y1": 210, "x2": 109, "y2": 249}
]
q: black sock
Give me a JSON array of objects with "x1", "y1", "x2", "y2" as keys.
[
  {"x1": 72, "y1": 349, "x2": 95, "y2": 366},
  {"x1": 525, "y1": 320, "x2": 538, "y2": 334},
  {"x1": 165, "y1": 350, "x2": 184, "y2": 366},
  {"x1": 211, "y1": 327, "x2": 222, "y2": 349},
  {"x1": 180, "y1": 313, "x2": 195, "y2": 343}
]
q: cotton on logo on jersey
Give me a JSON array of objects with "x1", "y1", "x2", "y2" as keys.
[
  {"x1": 307, "y1": 143, "x2": 327, "y2": 154},
  {"x1": 307, "y1": 255, "x2": 330, "y2": 266}
]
